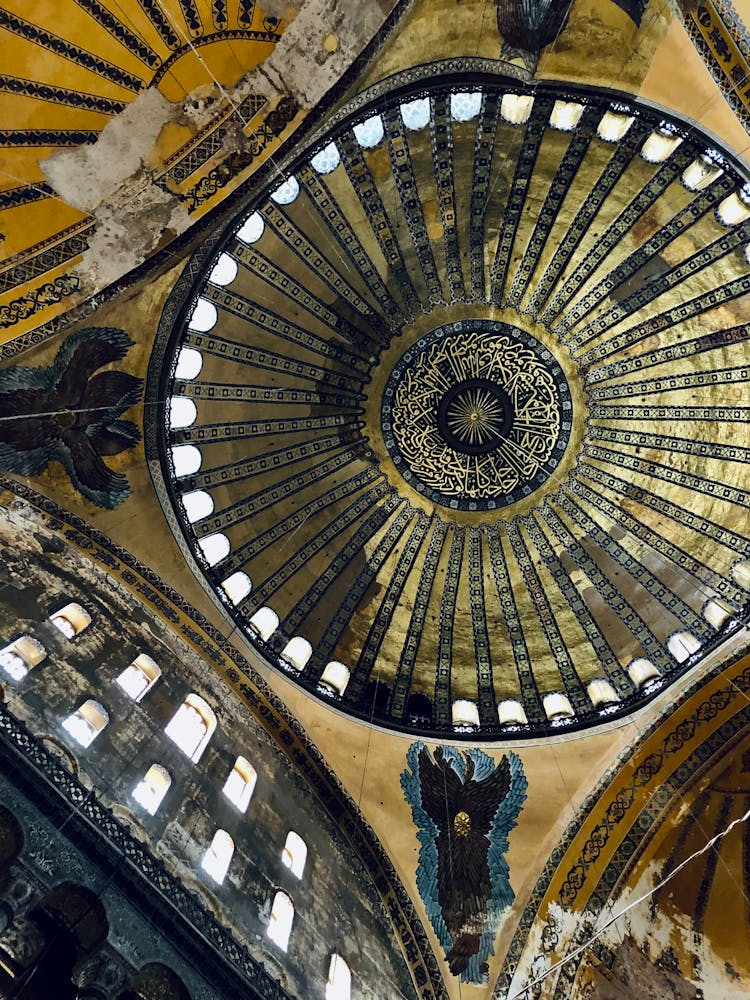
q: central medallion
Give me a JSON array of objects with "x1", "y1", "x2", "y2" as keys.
[{"x1": 381, "y1": 320, "x2": 572, "y2": 511}]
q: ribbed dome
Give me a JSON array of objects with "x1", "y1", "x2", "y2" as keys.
[{"x1": 151, "y1": 69, "x2": 750, "y2": 739}]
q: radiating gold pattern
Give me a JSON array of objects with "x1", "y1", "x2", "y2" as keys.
[{"x1": 445, "y1": 387, "x2": 507, "y2": 447}]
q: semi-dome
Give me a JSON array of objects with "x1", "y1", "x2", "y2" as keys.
[{"x1": 149, "y1": 68, "x2": 750, "y2": 739}]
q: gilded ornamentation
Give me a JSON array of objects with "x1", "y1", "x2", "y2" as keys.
[{"x1": 383, "y1": 322, "x2": 571, "y2": 511}]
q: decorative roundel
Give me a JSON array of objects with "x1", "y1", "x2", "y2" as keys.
[{"x1": 382, "y1": 322, "x2": 572, "y2": 510}]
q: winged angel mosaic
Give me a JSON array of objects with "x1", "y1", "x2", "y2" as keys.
[
  {"x1": 401, "y1": 743, "x2": 527, "y2": 983},
  {"x1": 0, "y1": 327, "x2": 142, "y2": 508}
]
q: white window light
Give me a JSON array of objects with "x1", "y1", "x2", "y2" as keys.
[
  {"x1": 223, "y1": 756, "x2": 257, "y2": 812},
  {"x1": 281, "y1": 831, "x2": 307, "y2": 880},
  {"x1": 500, "y1": 93, "x2": 534, "y2": 124},
  {"x1": 208, "y1": 252, "x2": 238, "y2": 287},
  {"x1": 326, "y1": 954, "x2": 351, "y2": 1000},
  {"x1": 682, "y1": 153, "x2": 724, "y2": 192},
  {"x1": 597, "y1": 110, "x2": 634, "y2": 142},
  {"x1": 221, "y1": 571, "x2": 252, "y2": 605},
  {"x1": 627, "y1": 658, "x2": 661, "y2": 689},
  {"x1": 543, "y1": 692, "x2": 575, "y2": 723},
  {"x1": 174, "y1": 347, "x2": 203, "y2": 381},
  {"x1": 164, "y1": 693, "x2": 216, "y2": 762},
  {"x1": 188, "y1": 297, "x2": 217, "y2": 332},
  {"x1": 62, "y1": 700, "x2": 109, "y2": 748},
  {"x1": 169, "y1": 396, "x2": 197, "y2": 430},
  {"x1": 248, "y1": 606, "x2": 279, "y2": 642},
  {"x1": 201, "y1": 829, "x2": 234, "y2": 885},
  {"x1": 549, "y1": 100, "x2": 584, "y2": 131},
  {"x1": 452, "y1": 698, "x2": 480, "y2": 730},
  {"x1": 311, "y1": 142, "x2": 341, "y2": 174},
  {"x1": 0, "y1": 636, "x2": 46, "y2": 681},
  {"x1": 353, "y1": 115, "x2": 384, "y2": 148},
  {"x1": 237, "y1": 211, "x2": 264, "y2": 244},
  {"x1": 115, "y1": 653, "x2": 160, "y2": 702},
  {"x1": 267, "y1": 891, "x2": 294, "y2": 951},
  {"x1": 702, "y1": 598, "x2": 736, "y2": 630},
  {"x1": 280, "y1": 636, "x2": 312, "y2": 671},
  {"x1": 667, "y1": 631, "x2": 702, "y2": 663},
  {"x1": 717, "y1": 187, "x2": 750, "y2": 226},
  {"x1": 319, "y1": 660, "x2": 350, "y2": 697},
  {"x1": 270, "y1": 176, "x2": 300, "y2": 205},
  {"x1": 587, "y1": 678, "x2": 620, "y2": 709},
  {"x1": 731, "y1": 559, "x2": 750, "y2": 590},
  {"x1": 400, "y1": 97, "x2": 430, "y2": 130},
  {"x1": 497, "y1": 699, "x2": 528, "y2": 726},
  {"x1": 198, "y1": 532, "x2": 230, "y2": 567},
  {"x1": 50, "y1": 602, "x2": 91, "y2": 639},
  {"x1": 131, "y1": 764, "x2": 171, "y2": 816},
  {"x1": 641, "y1": 126, "x2": 682, "y2": 163},
  {"x1": 171, "y1": 444, "x2": 202, "y2": 476},
  {"x1": 450, "y1": 91, "x2": 482, "y2": 122},
  {"x1": 182, "y1": 489, "x2": 214, "y2": 524}
]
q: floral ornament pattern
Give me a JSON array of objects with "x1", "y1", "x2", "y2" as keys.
[{"x1": 0, "y1": 326, "x2": 142, "y2": 508}]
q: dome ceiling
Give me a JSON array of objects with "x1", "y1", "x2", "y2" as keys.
[{"x1": 151, "y1": 68, "x2": 750, "y2": 740}]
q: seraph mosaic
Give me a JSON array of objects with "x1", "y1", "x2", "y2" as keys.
[
  {"x1": 401, "y1": 743, "x2": 527, "y2": 983},
  {"x1": 0, "y1": 327, "x2": 142, "y2": 508}
]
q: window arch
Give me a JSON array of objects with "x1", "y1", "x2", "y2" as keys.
[
  {"x1": 248, "y1": 606, "x2": 279, "y2": 642},
  {"x1": 667, "y1": 631, "x2": 701, "y2": 663},
  {"x1": 208, "y1": 252, "x2": 238, "y2": 286},
  {"x1": 188, "y1": 297, "x2": 217, "y2": 332},
  {"x1": 319, "y1": 660, "x2": 349, "y2": 696},
  {"x1": 326, "y1": 954, "x2": 351, "y2": 1000},
  {"x1": 132, "y1": 764, "x2": 171, "y2": 815},
  {"x1": 280, "y1": 636, "x2": 312, "y2": 671},
  {"x1": 597, "y1": 109, "x2": 633, "y2": 142},
  {"x1": 198, "y1": 532, "x2": 230, "y2": 567},
  {"x1": 549, "y1": 100, "x2": 584, "y2": 131},
  {"x1": 627, "y1": 658, "x2": 661, "y2": 688},
  {"x1": 174, "y1": 347, "x2": 203, "y2": 380},
  {"x1": 497, "y1": 699, "x2": 527, "y2": 726},
  {"x1": 731, "y1": 559, "x2": 750, "y2": 590},
  {"x1": 267, "y1": 891, "x2": 294, "y2": 951},
  {"x1": 641, "y1": 125, "x2": 682, "y2": 163},
  {"x1": 587, "y1": 678, "x2": 620, "y2": 708},
  {"x1": 164, "y1": 693, "x2": 216, "y2": 762},
  {"x1": 169, "y1": 396, "x2": 197, "y2": 429},
  {"x1": 452, "y1": 698, "x2": 480, "y2": 730},
  {"x1": 450, "y1": 91, "x2": 481, "y2": 121},
  {"x1": 182, "y1": 489, "x2": 214, "y2": 523},
  {"x1": 201, "y1": 829, "x2": 234, "y2": 885},
  {"x1": 270, "y1": 176, "x2": 299, "y2": 205},
  {"x1": 115, "y1": 653, "x2": 161, "y2": 702},
  {"x1": 62, "y1": 700, "x2": 109, "y2": 748},
  {"x1": 353, "y1": 114, "x2": 384, "y2": 148},
  {"x1": 171, "y1": 443, "x2": 202, "y2": 476},
  {"x1": 281, "y1": 831, "x2": 307, "y2": 879},
  {"x1": 0, "y1": 636, "x2": 46, "y2": 681},
  {"x1": 49, "y1": 602, "x2": 91, "y2": 639},
  {"x1": 400, "y1": 97, "x2": 429, "y2": 130},
  {"x1": 221, "y1": 571, "x2": 252, "y2": 605},
  {"x1": 237, "y1": 211, "x2": 264, "y2": 244},
  {"x1": 500, "y1": 93, "x2": 533, "y2": 124},
  {"x1": 702, "y1": 598, "x2": 735, "y2": 630},
  {"x1": 543, "y1": 692, "x2": 575, "y2": 723},
  {"x1": 311, "y1": 141, "x2": 340, "y2": 174},
  {"x1": 223, "y1": 755, "x2": 257, "y2": 813}
]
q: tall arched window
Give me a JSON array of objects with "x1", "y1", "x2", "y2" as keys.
[
  {"x1": 223, "y1": 756, "x2": 257, "y2": 813},
  {"x1": 115, "y1": 653, "x2": 160, "y2": 702},
  {"x1": 281, "y1": 832, "x2": 307, "y2": 879},
  {"x1": 267, "y1": 891, "x2": 294, "y2": 951},
  {"x1": 132, "y1": 764, "x2": 171, "y2": 816},
  {"x1": 164, "y1": 693, "x2": 216, "y2": 762},
  {"x1": 0, "y1": 636, "x2": 46, "y2": 681},
  {"x1": 326, "y1": 954, "x2": 351, "y2": 1000},
  {"x1": 201, "y1": 829, "x2": 234, "y2": 885},
  {"x1": 62, "y1": 700, "x2": 109, "y2": 748},
  {"x1": 49, "y1": 602, "x2": 91, "y2": 639},
  {"x1": 667, "y1": 631, "x2": 701, "y2": 663}
]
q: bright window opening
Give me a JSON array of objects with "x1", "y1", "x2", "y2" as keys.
[
  {"x1": 450, "y1": 91, "x2": 482, "y2": 122},
  {"x1": 169, "y1": 397, "x2": 197, "y2": 430},
  {"x1": 198, "y1": 532, "x2": 230, "y2": 567},
  {"x1": 182, "y1": 489, "x2": 214, "y2": 523},
  {"x1": 208, "y1": 252, "x2": 238, "y2": 286},
  {"x1": 549, "y1": 100, "x2": 584, "y2": 131},
  {"x1": 319, "y1": 660, "x2": 349, "y2": 696},
  {"x1": 543, "y1": 692, "x2": 574, "y2": 723},
  {"x1": 500, "y1": 93, "x2": 533, "y2": 124},
  {"x1": 0, "y1": 636, "x2": 46, "y2": 681},
  {"x1": 311, "y1": 142, "x2": 341, "y2": 174},
  {"x1": 326, "y1": 954, "x2": 351, "y2": 1000},
  {"x1": 587, "y1": 678, "x2": 620, "y2": 708},
  {"x1": 201, "y1": 829, "x2": 234, "y2": 885},
  {"x1": 627, "y1": 658, "x2": 661, "y2": 688},
  {"x1": 717, "y1": 187, "x2": 750, "y2": 225},
  {"x1": 400, "y1": 97, "x2": 430, "y2": 130},
  {"x1": 702, "y1": 598, "x2": 735, "y2": 630},
  {"x1": 248, "y1": 606, "x2": 279, "y2": 642},
  {"x1": 62, "y1": 699, "x2": 109, "y2": 748},
  {"x1": 682, "y1": 153, "x2": 723, "y2": 192},
  {"x1": 281, "y1": 831, "x2": 307, "y2": 879},
  {"x1": 353, "y1": 115, "x2": 384, "y2": 148},
  {"x1": 497, "y1": 699, "x2": 527, "y2": 726},
  {"x1": 641, "y1": 126, "x2": 682, "y2": 163},
  {"x1": 50, "y1": 602, "x2": 91, "y2": 639},
  {"x1": 667, "y1": 631, "x2": 701, "y2": 663},
  {"x1": 115, "y1": 653, "x2": 160, "y2": 702},
  {"x1": 174, "y1": 347, "x2": 203, "y2": 381},
  {"x1": 171, "y1": 444, "x2": 202, "y2": 477},
  {"x1": 267, "y1": 891, "x2": 294, "y2": 951},
  {"x1": 221, "y1": 571, "x2": 252, "y2": 605},
  {"x1": 270, "y1": 176, "x2": 300, "y2": 205},
  {"x1": 164, "y1": 693, "x2": 216, "y2": 762},
  {"x1": 452, "y1": 698, "x2": 480, "y2": 730},
  {"x1": 731, "y1": 559, "x2": 750, "y2": 590},
  {"x1": 132, "y1": 764, "x2": 171, "y2": 815},
  {"x1": 281, "y1": 636, "x2": 312, "y2": 671},
  {"x1": 237, "y1": 211, "x2": 264, "y2": 244},
  {"x1": 597, "y1": 110, "x2": 634, "y2": 142},
  {"x1": 188, "y1": 297, "x2": 217, "y2": 332},
  {"x1": 223, "y1": 755, "x2": 257, "y2": 813}
]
